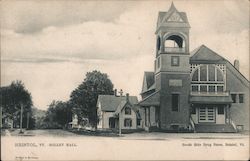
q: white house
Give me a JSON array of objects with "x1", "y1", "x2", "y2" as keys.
[{"x1": 97, "y1": 93, "x2": 142, "y2": 131}]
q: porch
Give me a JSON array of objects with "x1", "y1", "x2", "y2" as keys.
[{"x1": 190, "y1": 94, "x2": 236, "y2": 132}]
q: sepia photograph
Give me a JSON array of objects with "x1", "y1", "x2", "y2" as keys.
[{"x1": 1, "y1": 0, "x2": 249, "y2": 160}]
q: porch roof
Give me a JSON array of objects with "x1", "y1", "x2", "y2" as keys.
[
  {"x1": 138, "y1": 91, "x2": 160, "y2": 106},
  {"x1": 190, "y1": 95, "x2": 233, "y2": 104}
]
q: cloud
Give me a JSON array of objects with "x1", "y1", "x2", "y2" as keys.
[{"x1": 1, "y1": 1, "x2": 135, "y2": 34}]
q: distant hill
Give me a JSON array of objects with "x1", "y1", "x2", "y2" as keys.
[{"x1": 32, "y1": 107, "x2": 46, "y2": 118}]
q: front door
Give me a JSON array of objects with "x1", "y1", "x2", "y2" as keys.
[{"x1": 199, "y1": 107, "x2": 215, "y2": 123}]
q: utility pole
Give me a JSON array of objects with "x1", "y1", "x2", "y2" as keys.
[
  {"x1": 118, "y1": 89, "x2": 123, "y2": 136},
  {"x1": 19, "y1": 104, "x2": 23, "y2": 134},
  {"x1": 26, "y1": 112, "x2": 30, "y2": 130}
]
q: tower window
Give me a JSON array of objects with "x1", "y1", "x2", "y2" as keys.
[
  {"x1": 171, "y1": 56, "x2": 179, "y2": 66},
  {"x1": 172, "y1": 94, "x2": 179, "y2": 112},
  {"x1": 157, "y1": 37, "x2": 161, "y2": 51}
]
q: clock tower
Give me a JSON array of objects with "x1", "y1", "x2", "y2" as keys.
[{"x1": 154, "y1": 3, "x2": 191, "y2": 130}]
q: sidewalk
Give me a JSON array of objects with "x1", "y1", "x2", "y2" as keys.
[{"x1": 121, "y1": 131, "x2": 249, "y2": 140}]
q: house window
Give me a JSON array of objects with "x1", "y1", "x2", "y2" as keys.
[
  {"x1": 137, "y1": 119, "x2": 141, "y2": 126},
  {"x1": 217, "y1": 107, "x2": 224, "y2": 115},
  {"x1": 124, "y1": 119, "x2": 132, "y2": 127},
  {"x1": 239, "y1": 94, "x2": 244, "y2": 103},
  {"x1": 172, "y1": 94, "x2": 179, "y2": 111},
  {"x1": 231, "y1": 94, "x2": 237, "y2": 103},
  {"x1": 125, "y1": 107, "x2": 131, "y2": 115},
  {"x1": 171, "y1": 56, "x2": 179, "y2": 66}
]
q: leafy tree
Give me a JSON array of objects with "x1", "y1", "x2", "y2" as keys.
[
  {"x1": 69, "y1": 70, "x2": 114, "y2": 128},
  {"x1": 0, "y1": 80, "x2": 35, "y2": 129}
]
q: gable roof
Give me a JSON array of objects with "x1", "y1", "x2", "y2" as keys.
[
  {"x1": 190, "y1": 45, "x2": 226, "y2": 64},
  {"x1": 97, "y1": 95, "x2": 138, "y2": 112},
  {"x1": 114, "y1": 100, "x2": 128, "y2": 115},
  {"x1": 226, "y1": 61, "x2": 249, "y2": 87},
  {"x1": 141, "y1": 72, "x2": 155, "y2": 94}
]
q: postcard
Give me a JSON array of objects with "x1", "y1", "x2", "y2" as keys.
[{"x1": 1, "y1": 0, "x2": 249, "y2": 160}]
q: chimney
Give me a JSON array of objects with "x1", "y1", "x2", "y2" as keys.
[
  {"x1": 114, "y1": 89, "x2": 117, "y2": 96},
  {"x1": 126, "y1": 93, "x2": 129, "y2": 102},
  {"x1": 234, "y1": 59, "x2": 239, "y2": 70},
  {"x1": 119, "y1": 89, "x2": 123, "y2": 97}
]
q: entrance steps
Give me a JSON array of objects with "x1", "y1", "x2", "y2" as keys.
[{"x1": 194, "y1": 124, "x2": 237, "y2": 133}]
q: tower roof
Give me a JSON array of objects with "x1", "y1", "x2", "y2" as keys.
[{"x1": 156, "y1": 2, "x2": 190, "y2": 32}]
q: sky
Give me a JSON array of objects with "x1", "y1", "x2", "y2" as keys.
[{"x1": 1, "y1": 0, "x2": 249, "y2": 110}]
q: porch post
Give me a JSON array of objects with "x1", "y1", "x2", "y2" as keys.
[
  {"x1": 226, "y1": 105, "x2": 230, "y2": 123},
  {"x1": 119, "y1": 114, "x2": 121, "y2": 135}
]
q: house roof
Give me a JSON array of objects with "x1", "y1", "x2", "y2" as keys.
[
  {"x1": 97, "y1": 95, "x2": 138, "y2": 112},
  {"x1": 190, "y1": 95, "x2": 233, "y2": 104},
  {"x1": 138, "y1": 91, "x2": 160, "y2": 106},
  {"x1": 190, "y1": 45, "x2": 226, "y2": 64}
]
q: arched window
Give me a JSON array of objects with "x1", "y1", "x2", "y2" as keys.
[
  {"x1": 191, "y1": 65, "x2": 225, "y2": 93},
  {"x1": 192, "y1": 70, "x2": 198, "y2": 81},
  {"x1": 125, "y1": 107, "x2": 131, "y2": 115},
  {"x1": 164, "y1": 35, "x2": 185, "y2": 53}
]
